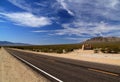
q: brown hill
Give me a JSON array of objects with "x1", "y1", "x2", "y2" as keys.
[{"x1": 85, "y1": 36, "x2": 120, "y2": 43}]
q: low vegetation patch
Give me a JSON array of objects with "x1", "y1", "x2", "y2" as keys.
[
  {"x1": 91, "y1": 42, "x2": 120, "y2": 53},
  {"x1": 8, "y1": 41, "x2": 120, "y2": 54},
  {"x1": 9, "y1": 44, "x2": 82, "y2": 53}
]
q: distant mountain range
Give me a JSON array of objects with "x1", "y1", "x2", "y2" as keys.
[
  {"x1": 0, "y1": 41, "x2": 30, "y2": 46},
  {"x1": 85, "y1": 36, "x2": 120, "y2": 43},
  {"x1": 0, "y1": 36, "x2": 120, "y2": 46}
]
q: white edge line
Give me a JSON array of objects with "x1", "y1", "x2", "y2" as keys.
[{"x1": 12, "y1": 54, "x2": 63, "y2": 82}]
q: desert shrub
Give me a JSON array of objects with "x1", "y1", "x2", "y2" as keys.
[
  {"x1": 8, "y1": 41, "x2": 120, "y2": 54},
  {"x1": 94, "y1": 48, "x2": 99, "y2": 53},
  {"x1": 100, "y1": 47, "x2": 120, "y2": 53}
]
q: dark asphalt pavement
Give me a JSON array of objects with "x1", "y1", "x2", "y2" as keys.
[{"x1": 5, "y1": 48, "x2": 120, "y2": 82}]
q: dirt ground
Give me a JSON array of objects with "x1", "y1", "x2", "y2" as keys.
[{"x1": 0, "y1": 48, "x2": 50, "y2": 82}]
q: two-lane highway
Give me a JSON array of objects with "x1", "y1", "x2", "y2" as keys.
[{"x1": 6, "y1": 48, "x2": 120, "y2": 82}]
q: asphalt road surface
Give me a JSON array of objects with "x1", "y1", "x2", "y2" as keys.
[{"x1": 5, "y1": 48, "x2": 120, "y2": 82}]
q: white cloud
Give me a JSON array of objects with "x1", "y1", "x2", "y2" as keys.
[
  {"x1": 65, "y1": 37, "x2": 88, "y2": 42},
  {"x1": 0, "y1": 12, "x2": 51, "y2": 27},
  {"x1": 32, "y1": 30, "x2": 48, "y2": 33},
  {"x1": 57, "y1": 0, "x2": 120, "y2": 21},
  {"x1": 57, "y1": 0, "x2": 74, "y2": 16},
  {"x1": 7, "y1": 0, "x2": 58, "y2": 15},
  {"x1": 7, "y1": 0, "x2": 120, "y2": 21},
  {"x1": 105, "y1": 32, "x2": 120, "y2": 37},
  {"x1": 55, "y1": 0, "x2": 120, "y2": 37},
  {"x1": 4, "y1": 0, "x2": 120, "y2": 38},
  {"x1": 54, "y1": 21, "x2": 120, "y2": 37},
  {"x1": 100, "y1": 0, "x2": 119, "y2": 9},
  {"x1": 34, "y1": 2, "x2": 47, "y2": 7},
  {"x1": 8, "y1": 0, "x2": 120, "y2": 21},
  {"x1": 8, "y1": 0, "x2": 32, "y2": 12}
]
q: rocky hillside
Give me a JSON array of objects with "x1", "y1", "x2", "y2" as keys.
[{"x1": 85, "y1": 36, "x2": 120, "y2": 43}]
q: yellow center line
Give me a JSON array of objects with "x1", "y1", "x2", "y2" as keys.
[{"x1": 88, "y1": 68, "x2": 119, "y2": 76}]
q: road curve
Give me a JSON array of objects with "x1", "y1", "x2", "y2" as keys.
[{"x1": 5, "y1": 48, "x2": 120, "y2": 82}]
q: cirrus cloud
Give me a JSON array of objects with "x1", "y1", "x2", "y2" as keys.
[
  {"x1": 54, "y1": 21, "x2": 120, "y2": 37},
  {"x1": 2, "y1": 0, "x2": 120, "y2": 42},
  {"x1": 0, "y1": 12, "x2": 52, "y2": 27}
]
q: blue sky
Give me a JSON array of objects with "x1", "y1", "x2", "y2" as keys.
[{"x1": 0, "y1": 0, "x2": 120, "y2": 45}]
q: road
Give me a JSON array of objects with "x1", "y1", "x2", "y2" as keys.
[{"x1": 5, "y1": 48, "x2": 120, "y2": 82}]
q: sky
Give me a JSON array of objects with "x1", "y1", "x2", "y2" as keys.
[{"x1": 0, "y1": 0, "x2": 120, "y2": 45}]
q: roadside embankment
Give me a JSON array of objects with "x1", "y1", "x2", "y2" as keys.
[{"x1": 0, "y1": 48, "x2": 50, "y2": 82}]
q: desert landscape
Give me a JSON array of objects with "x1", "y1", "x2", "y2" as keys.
[
  {"x1": 1, "y1": 0, "x2": 120, "y2": 81},
  {"x1": 0, "y1": 36, "x2": 120, "y2": 82}
]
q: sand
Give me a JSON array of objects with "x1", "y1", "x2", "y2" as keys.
[{"x1": 0, "y1": 48, "x2": 50, "y2": 82}]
